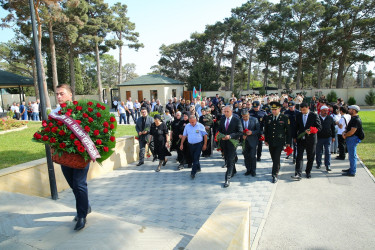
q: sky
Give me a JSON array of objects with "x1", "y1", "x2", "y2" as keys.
[{"x1": 0, "y1": 0, "x2": 278, "y2": 76}]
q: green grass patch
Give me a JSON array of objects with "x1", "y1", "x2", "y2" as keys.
[
  {"x1": 0, "y1": 123, "x2": 137, "y2": 170},
  {"x1": 357, "y1": 111, "x2": 375, "y2": 177}
]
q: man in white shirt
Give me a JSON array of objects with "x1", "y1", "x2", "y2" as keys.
[
  {"x1": 126, "y1": 97, "x2": 136, "y2": 124},
  {"x1": 118, "y1": 101, "x2": 127, "y2": 124},
  {"x1": 336, "y1": 106, "x2": 351, "y2": 160},
  {"x1": 113, "y1": 100, "x2": 118, "y2": 111},
  {"x1": 31, "y1": 101, "x2": 39, "y2": 121},
  {"x1": 134, "y1": 99, "x2": 141, "y2": 120}
]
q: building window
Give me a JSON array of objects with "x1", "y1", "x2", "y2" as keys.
[
  {"x1": 172, "y1": 89, "x2": 177, "y2": 97},
  {"x1": 150, "y1": 90, "x2": 158, "y2": 100}
]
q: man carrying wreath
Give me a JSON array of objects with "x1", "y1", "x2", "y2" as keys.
[
  {"x1": 292, "y1": 102, "x2": 322, "y2": 180},
  {"x1": 53, "y1": 84, "x2": 91, "y2": 231}
]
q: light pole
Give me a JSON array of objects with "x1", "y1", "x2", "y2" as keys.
[{"x1": 29, "y1": 0, "x2": 58, "y2": 200}]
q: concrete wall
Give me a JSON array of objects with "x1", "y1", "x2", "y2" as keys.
[
  {"x1": 119, "y1": 85, "x2": 184, "y2": 104},
  {"x1": 202, "y1": 88, "x2": 373, "y2": 105},
  {"x1": 0, "y1": 136, "x2": 139, "y2": 198}
]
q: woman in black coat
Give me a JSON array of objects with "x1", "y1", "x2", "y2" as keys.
[
  {"x1": 176, "y1": 112, "x2": 192, "y2": 170},
  {"x1": 149, "y1": 115, "x2": 171, "y2": 172}
]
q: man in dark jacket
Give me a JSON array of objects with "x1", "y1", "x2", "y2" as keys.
[
  {"x1": 292, "y1": 102, "x2": 322, "y2": 180},
  {"x1": 219, "y1": 105, "x2": 243, "y2": 188},
  {"x1": 241, "y1": 109, "x2": 261, "y2": 177},
  {"x1": 284, "y1": 101, "x2": 300, "y2": 164},
  {"x1": 316, "y1": 105, "x2": 336, "y2": 171}
]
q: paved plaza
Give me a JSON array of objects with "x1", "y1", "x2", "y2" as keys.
[{"x1": 1, "y1": 144, "x2": 375, "y2": 249}]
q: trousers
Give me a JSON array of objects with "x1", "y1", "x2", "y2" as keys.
[
  {"x1": 188, "y1": 142, "x2": 203, "y2": 175},
  {"x1": 61, "y1": 163, "x2": 90, "y2": 218}
]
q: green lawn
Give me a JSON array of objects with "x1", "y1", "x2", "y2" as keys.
[
  {"x1": 357, "y1": 111, "x2": 375, "y2": 177},
  {"x1": 0, "y1": 123, "x2": 137, "y2": 170}
]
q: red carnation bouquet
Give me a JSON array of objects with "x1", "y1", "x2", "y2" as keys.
[
  {"x1": 215, "y1": 131, "x2": 240, "y2": 151},
  {"x1": 242, "y1": 129, "x2": 250, "y2": 150},
  {"x1": 284, "y1": 146, "x2": 293, "y2": 156},
  {"x1": 32, "y1": 100, "x2": 117, "y2": 168},
  {"x1": 297, "y1": 126, "x2": 318, "y2": 139},
  {"x1": 259, "y1": 135, "x2": 265, "y2": 141}
]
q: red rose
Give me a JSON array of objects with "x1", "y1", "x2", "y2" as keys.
[
  {"x1": 59, "y1": 130, "x2": 66, "y2": 136},
  {"x1": 75, "y1": 120, "x2": 82, "y2": 125},
  {"x1": 110, "y1": 116, "x2": 116, "y2": 122},
  {"x1": 88, "y1": 117, "x2": 94, "y2": 123},
  {"x1": 73, "y1": 101, "x2": 78, "y2": 105},
  {"x1": 52, "y1": 127, "x2": 58, "y2": 133},
  {"x1": 82, "y1": 113, "x2": 89, "y2": 118},
  {"x1": 67, "y1": 108, "x2": 73, "y2": 113},
  {"x1": 77, "y1": 145, "x2": 85, "y2": 153},
  {"x1": 88, "y1": 107, "x2": 93, "y2": 112},
  {"x1": 103, "y1": 128, "x2": 108, "y2": 133},
  {"x1": 110, "y1": 136, "x2": 115, "y2": 142},
  {"x1": 58, "y1": 110, "x2": 62, "y2": 115},
  {"x1": 103, "y1": 146, "x2": 109, "y2": 152},
  {"x1": 96, "y1": 103, "x2": 101, "y2": 108},
  {"x1": 48, "y1": 122, "x2": 54, "y2": 127},
  {"x1": 65, "y1": 112, "x2": 71, "y2": 117},
  {"x1": 135, "y1": 136, "x2": 139, "y2": 140},
  {"x1": 34, "y1": 133, "x2": 42, "y2": 140},
  {"x1": 96, "y1": 112, "x2": 101, "y2": 118},
  {"x1": 49, "y1": 137, "x2": 56, "y2": 143},
  {"x1": 87, "y1": 101, "x2": 93, "y2": 106},
  {"x1": 100, "y1": 106, "x2": 106, "y2": 110},
  {"x1": 48, "y1": 116, "x2": 53, "y2": 120},
  {"x1": 74, "y1": 140, "x2": 81, "y2": 146},
  {"x1": 309, "y1": 126, "x2": 318, "y2": 134},
  {"x1": 60, "y1": 103, "x2": 66, "y2": 108},
  {"x1": 42, "y1": 135, "x2": 49, "y2": 141},
  {"x1": 110, "y1": 123, "x2": 115, "y2": 130},
  {"x1": 96, "y1": 139, "x2": 102, "y2": 145},
  {"x1": 93, "y1": 130, "x2": 100, "y2": 136},
  {"x1": 76, "y1": 106, "x2": 82, "y2": 111},
  {"x1": 103, "y1": 121, "x2": 109, "y2": 127},
  {"x1": 57, "y1": 121, "x2": 63, "y2": 126},
  {"x1": 44, "y1": 127, "x2": 51, "y2": 132},
  {"x1": 70, "y1": 133, "x2": 76, "y2": 140},
  {"x1": 259, "y1": 135, "x2": 265, "y2": 141},
  {"x1": 42, "y1": 120, "x2": 47, "y2": 127},
  {"x1": 84, "y1": 126, "x2": 90, "y2": 132},
  {"x1": 59, "y1": 142, "x2": 66, "y2": 148}
]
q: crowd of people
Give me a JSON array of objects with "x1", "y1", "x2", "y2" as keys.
[
  {"x1": 132, "y1": 92, "x2": 365, "y2": 187},
  {"x1": 8, "y1": 100, "x2": 41, "y2": 121}
]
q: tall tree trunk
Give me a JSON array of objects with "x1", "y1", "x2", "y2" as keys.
[
  {"x1": 48, "y1": 20, "x2": 58, "y2": 105},
  {"x1": 31, "y1": 58, "x2": 40, "y2": 100},
  {"x1": 317, "y1": 54, "x2": 323, "y2": 89},
  {"x1": 247, "y1": 45, "x2": 254, "y2": 91},
  {"x1": 230, "y1": 43, "x2": 239, "y2": 91},
  {"x1": 118, "y1": 32, "x2": 123, "y2": 85},
  {"x1": 35, "y1": 3, "x2": 51, "y2": 109},
  {"x1": 329, "y1": 60, "x2": 335, "y2": 89},
  {"x1": 296, "y1": 43, "x2": 303, "y2": 90},
  {"x1": 336, "y1": 49, "x2": 348, "y2": 88},
  {"x1": 69, "y1": 45, "x2": 76, "y2": 100},
  {"x1": 216, "y1": 35, "x2": 228, "y2": 84},
  {"x1": 95, "y1": 42, "x2": 104, "y2": 103}
]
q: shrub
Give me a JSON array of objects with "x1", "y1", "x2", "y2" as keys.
[
  {"x1": 0, "y1": 118, "x2": 28, "y2": 131},
  {"x1": 327, "y1": 90, "x2": 338, "y2": 103},
  {"x1": 7, "y1": 110, "x2": 14, "y2": 118},
  {"x1": 259, "y1": 86, "x2": 266, "y2": 95},
  {"x1": 347, "y1": 97, "x2": 356, "y2": 105},
  {"x1": 365, "y1": 89, "x2": 375, "y2": 106},
  {"x1": 149, "y1": 111, "x2": 160, "y2": 118}
]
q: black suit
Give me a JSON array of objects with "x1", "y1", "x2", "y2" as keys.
[
  {"x1": 294, "y1": 111, "x2": 322, "y2": 176},
  {"x1": 219, "y1": 115, "x2": 243, "y2": 181},
  {"x1": 241, "y1": 117, "x2": 261, "y2": 174}
]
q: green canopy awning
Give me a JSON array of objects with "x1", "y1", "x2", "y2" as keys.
[{"x1": 0, "y1": 70, "x2": 34, "y2": 88}]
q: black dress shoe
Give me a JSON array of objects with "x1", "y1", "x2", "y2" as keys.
[
  {"x1": 190, "y1": 174, "x2": 195, "y2": 179},
  {"x1": 256, "y1": 158, "x2": 261, "y2": 162},
  {"x1": 74, "y1": 206, "x2": 91, "y2": 221},
  {"x1": 223, "y1": 180, "x2": 230, "y2": 188},
  {"x1": 177, "y1": 164, "x2": 184, "y2": 170},
  {"x1": 272, "y1": 176, "x2": 278, "y2": 183},
  {"x1": 136, "y1": 162, "x2": 144, "y2": 166},
  {"x1": 244, "y1": 171, "x2": 251, "y2": 176},
  {"x1": 285, "y1": 155, "x2": 290, "y2": 159},
  {"x1": 74, "y1": 218, "x2": 86, "y2": 231},
  {"x1": 326, "y1": 166, "x2": 332, "y2": 171},
  {"x1": 336, "y1": 156, "x2": 345, "y2": 160},
  {"x1": 251, "y1": 173, "x2": 256, "y2": 177},
  {"x1": 316, "y1": 165, "x2": 321, "y2": 169},
  {"x1": 306, "y1": 173, "x2": 312, "y2": 179},
  {"x1": 342, "y1": 172, "x2": 355, "y2": 177},
  {"x1": 342, "y1": 169, "x2": 350, "y2": 173}
]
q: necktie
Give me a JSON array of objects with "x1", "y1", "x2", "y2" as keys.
[
  {"x1": 303, "y1": 114, "x2": 307, "y2": 127},
  {"x1": 142, "y1": 117, "x2": 146, "y2": 130},
  {"x1": 225, "y1": 119, "x2": 229, "y2": 131}
]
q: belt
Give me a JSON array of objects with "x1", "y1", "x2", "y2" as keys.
[{"x1": 189, "y1": 141, "x2": 203, "y2": 145}]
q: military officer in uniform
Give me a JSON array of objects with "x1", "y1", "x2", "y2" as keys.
[
  {"x1": 264, "y1": 101, "x2": 291, "y2": 183},
  {"x1": 262, "y1": 99, "x2": 272, "y2": 115},
  {"x1": 199, "y1": 107, "x2": 214, "y2": 157},
  {"x1": 249, "y1": 101, "x2": 267, "y2": 161},
  {"x1": 284, "y1": 101, "x2": 300, "y2": 163}
]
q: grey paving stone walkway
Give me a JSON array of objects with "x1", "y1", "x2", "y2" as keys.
[{"x1": 58, "y1": 146, "x2": 279, "y2": 248}]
